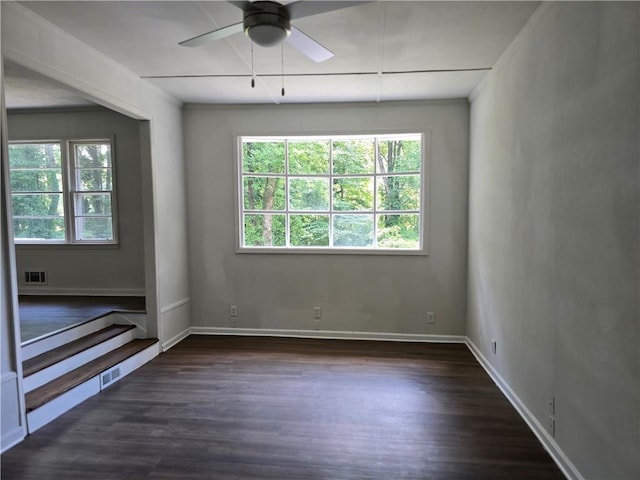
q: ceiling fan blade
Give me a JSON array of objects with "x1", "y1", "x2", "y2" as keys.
[
  {"x1": 286, "y1": 1, "x2": 370, "y2": 20},
  {"x1": 287, "y1": 26, "x2": 333, "y2": 63},
  {"x1": 179, "y1": 22, "x2": 244, "y2": 47}
]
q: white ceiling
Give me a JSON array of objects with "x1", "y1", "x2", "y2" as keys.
[{"x1": 4, "y1": 1, "x2": 540, "y2": 108}]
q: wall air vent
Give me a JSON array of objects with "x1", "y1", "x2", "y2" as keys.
[
  {"x1": 24, "y1": 271, "x2": 47, "y2": 284},
  {"x1": 100, "y1": 366, "x2": 122, "y2": 389}
]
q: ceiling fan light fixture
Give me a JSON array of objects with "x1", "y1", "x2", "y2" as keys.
[
  {"x1": 243, "y1": 2, "x2": 291, "y2": 47},
  {"x1": 247, "y1": 24, "x2": 290, "y2": 47}
]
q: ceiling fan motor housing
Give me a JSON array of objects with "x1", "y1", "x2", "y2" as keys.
[{"x1": 243, "y1": 1, "x2": 291, "y2": 47}]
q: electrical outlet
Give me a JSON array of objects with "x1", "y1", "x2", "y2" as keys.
[
  {"x1": 427, "y1": 312, "x2": 435, "y2": 324},
  {"x1": 491, "y1": 339, "x2": 497, "y2": 354},
  {"x1": 314, "y1": 319, "x2": 321, "y2": 330},
  {"x1": 230, "y1": 305, "x2": 237, "y2": 317},
  {"x1": 231, "y1": 317, "x2": 237, "y2": 328},
  {"x1": 313, "y1": 307, "x2": 321, "y2": 319}
]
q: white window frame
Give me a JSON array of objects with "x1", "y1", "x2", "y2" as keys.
[
  {"x1": 235, "y1": 133, "x2": 428, "y2": 255},
  {"x1": 8, "y1": 138, "x2": 118, "y2": 245}
]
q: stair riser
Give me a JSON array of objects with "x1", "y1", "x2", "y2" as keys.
[
  {"x1": 26, "y1": 342, "x2": 160, "y2": 433},
  {"x1": 24, "y1": 329, "x2": 138, "y2": 393},
  {"x1": 22, "y1": 314, "x2": 123, "y2": 361}
]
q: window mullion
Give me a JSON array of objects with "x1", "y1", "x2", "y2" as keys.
[
  {"x1": 373, "y1": 137, "x2": 379, "y2": 248},
  {"x1": 62, "y1": 141, "x2": 76, "y2": 244},
  {"x1": 328, "y1": 139, "x2": 334, "y2": 248},
  {"x1": 284, "y1": 139, "x2": 291, "y2": 248}
]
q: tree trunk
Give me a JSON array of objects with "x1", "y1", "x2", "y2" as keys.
[{"x1": 261, "y1": 177, "x2": 279, "y2": 245}]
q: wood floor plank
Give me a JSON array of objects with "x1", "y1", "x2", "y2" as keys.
[
  {"x1": 3, "y1": 336, "x2": 564, "y2": 479},
  {"x1": 19, "y1": 295, "x2": 146, "y2": 342},
  {"x1": 25, "y1": 338, "x2": 158, "y2": 412},
  {"x1": 23, "y1": 324, "x2": 136, "y2": 377}
]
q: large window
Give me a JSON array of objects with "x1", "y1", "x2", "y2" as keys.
[
  {"x1": 8, "y1": 140, "x2": 117, "y2": 244},
  {"x1": 238, "y1": 134, "x2": 425, "y2": 253}
]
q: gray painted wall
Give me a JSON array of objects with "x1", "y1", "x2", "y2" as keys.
[
  {"x1": 468, "y1": 3, "x2": 639, "y2": 478},
  {"x1": 8, "y1": 108, "x2": 146, "y2": 295},
  {"x1": 183, "y1": 101, "x2": 469, "y2": 336}
]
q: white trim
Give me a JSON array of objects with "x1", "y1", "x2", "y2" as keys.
[
  {"x1": 23, "y1": 328, "x2": 138, "y2": 393},
  {"x1": 160, "y1": 297, "x2": 190, "y2": 315},
  {"x1": 162, "y1": 327, "x2": 191, "y2": 352},
  {"x1": 1, "y1": 372, "x2": 18, "y2": 384},
  {"x1": 18, "y1": 287, "x2": 145, "y2": 296},
  {"x1": 25, "y1": 341, "x2": 159, "y2": 433},
  {"x1": 235, "y1": 132, "x2": 428, "y2": 254},
  {"x1": 21, "y1": 314, "x2": 114, "y2": 360},
  {"x1": 1, "y1": 2, "x2": 179, "y2": 116},
  {"x1": 189, "y1": 327, "x2": 466, "y2": 344},
  {"x1": 465, "y1": 338, "x2": 583, "y2": 480},
  {"x1": 27, "y1": 377, "x2": 101, "y2": 433},
  {"x1": 469, "y1": 2, "x2": 554, "y2": 102},
  {"x1": 1, "y1": 55, "x2": 28, "y2": 448},
  {"x1": 111, "y1": 312, "x2": 147, "y2": 337},
  {"x1": 1, "y1": 426, "x2": 25, "y2": 454},
  {"x1": 100, "y1": 341, "x2": 160, "y2": 389}
]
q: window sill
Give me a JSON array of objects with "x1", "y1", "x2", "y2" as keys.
[
  {"x1": 236, "y1": 247, "x2": 428, "y2": 256},
  {"x1": 14, "y1": 242, "x2": 120, "y2": 251}
]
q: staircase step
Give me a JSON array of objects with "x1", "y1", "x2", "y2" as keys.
[
  {"x1": 26, "y1": 338, "x2": 158, "y2": 412},
  {"x1": 23, "y1": 324, "x2": 137, "y2": 378}
]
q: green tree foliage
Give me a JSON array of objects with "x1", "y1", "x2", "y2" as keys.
[
  {"x1": 74, "y1": 143, "x2": 114, "y2": 240},
  {"x1": 8, "y1": 143, "x2": 65, "y2": 240},
  {"x1": 8, "y1": 142, "x2": 115, "y2": 242},
  {"x1": 241, "y1": 135, "x2": 422, "y2": 249}
]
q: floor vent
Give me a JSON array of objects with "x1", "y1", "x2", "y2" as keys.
[
  {"x1": 101, "y1": 366, "x2": 122, "y2": 389},
  {"x1": 24, "y1": 271, "x2": 47, "y2": 284}
]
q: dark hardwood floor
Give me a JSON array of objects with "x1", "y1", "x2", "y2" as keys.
[
  {"x1": 1, "y1": 336, "x2": 565, "y2": 480},
  {"x1": 19, "y1": 295, "x2": 146, "y2": 342}
]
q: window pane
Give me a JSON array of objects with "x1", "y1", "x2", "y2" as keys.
[
  {"x1": 244, "y1": 214, "x2": 285, "y2": 246},
  {"x1": 77, "y1": 168, "x2": 113, "y2": 191},
  {"x1": 243, "y1": 177, "x2": 285, "y2": 210},
  {"x1": 332, "y1": 177, "x2": 374, "y2": 211},
  {"x1": 243, "y1": 141, "x2": 285, "y2": 174},
  {"x1": 288, "y1": 140, "x2": 330, "y2": 175},
  {"x1": 75, "y1": 217, "x2": 114, "y2": 241},
  {"x1": 10, "y1": 169, "x2": 63, "y2": 193},
  {"x1": 377, "y1": 137, "x2": 422, "y2": 173},
  {"x1": 376, "y1": 175, "x2": 420, "y2": 211},
  {"x1": 332, "y1": 139, "x2": 375, "y2": 174},
  {"x1": 290, "y1": 215, "x2": 329, "y2": 246},
  {"x1": 377, "y1": 214, "x2": 420, "y2": 249},
  {"x1": 74, "y1": 143, "x2": 111, "y2": 168},
  {"x1": 11, "y1": 194, "x2": 64, "y2": 217},
  {"x1": 239, "y1": 134, "x2": 424, "y2": 251},
  {"x1": 13, "y1": 217, "x2": 65, "y2": 240},
  {"x1": 8, "y1": 143, "x2": 61, "y2": 168},
  {"x1": 75, "y1": 193, "x2": 112, "y2": 216},
  {"x1": 333, "y1": 214, "x2": 374, "y2": 247},
  {"x1": 289, "y1": 178, "x2": 329, "y2": 211}
]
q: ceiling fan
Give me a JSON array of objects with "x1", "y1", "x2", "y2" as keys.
[{"x1": 179, "y1": 1, "x2": 367, "y2": 63}]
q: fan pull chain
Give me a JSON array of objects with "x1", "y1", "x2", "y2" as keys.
[
  {"x1": 281, "y1": 43, "x2": 285, "y2": 96},
  {"x1": 251, "y1": 40, "x2": 255, "y2": 88}
]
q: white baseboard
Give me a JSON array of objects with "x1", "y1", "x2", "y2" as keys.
[
  {"x1": 1, "y1": 426, "x2": 26, "y2": 454},
  {"x1": 27, "y1": 377, "x2": 100, "y2": 433},
  {"x1": 189, "y1": 326, "x2": 466, "y2": 343},
  {"x1": 465, "y1": 338, "x2": 583, "y2": 480},
  {"x1": 162, "y1": 327, "x2": 191, "y2": 352},
  {"x1": 18, "y1": 288, "x2": 145, "y2": 296}
]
